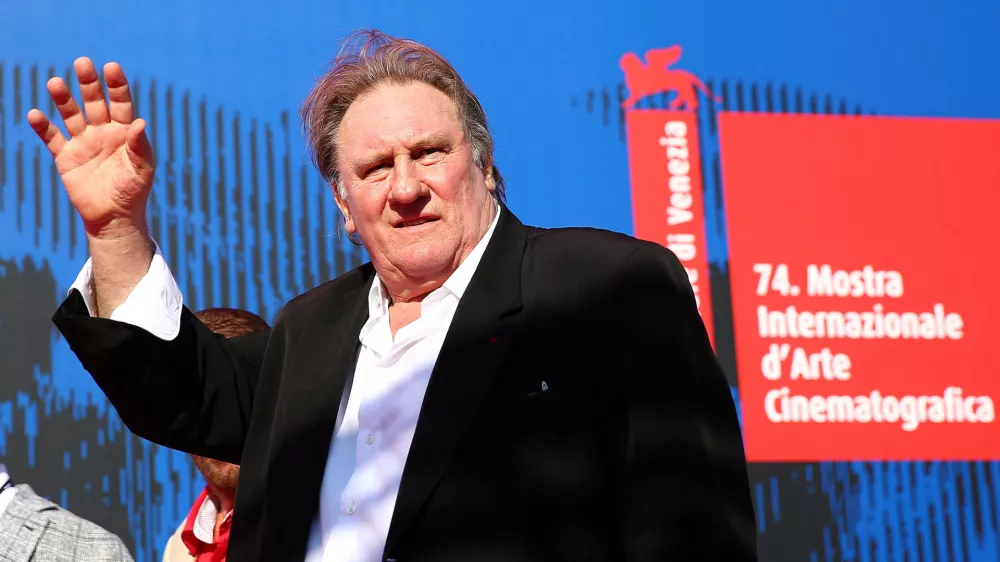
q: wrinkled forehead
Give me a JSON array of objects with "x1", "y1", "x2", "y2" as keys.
[{"x1": 337, "y1": 82, "x2": 465, "y2": 159}]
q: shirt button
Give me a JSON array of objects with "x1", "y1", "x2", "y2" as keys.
[
  {"x1": 347, "y1": 504, "x2": 356, "y2": 515},
  {"x1": 365, "y1": 434, "x2": 374, "y2": 445}
]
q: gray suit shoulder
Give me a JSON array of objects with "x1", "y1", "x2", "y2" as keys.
[
  {"x1": 47, "y1": 510, "x2": 134, "y2": 561},
  {"x1": 4, "y1": 485, "x2": 134, "y2": 562}
]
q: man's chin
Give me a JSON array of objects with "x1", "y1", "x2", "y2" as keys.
[
  {"x1": 396, "y1": 257, "x2": 454, "y2": 281},
  {"x1": 383, "y1": 243, "x2": 454, "y2": 273},
  {"x1": 192, "y1": 456, "x2": 240, "y2": 491}
]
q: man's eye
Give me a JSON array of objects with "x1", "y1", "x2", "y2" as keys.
[{"x1": 365, "y1": 162, "x2": 390, "y2": 176}]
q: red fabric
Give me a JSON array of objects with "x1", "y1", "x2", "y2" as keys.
[{"x1": 181, "y1": 487, "x2": 232, "y2": 562}]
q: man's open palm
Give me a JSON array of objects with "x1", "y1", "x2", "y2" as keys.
[{"x1": 27, "y1": 57, "x2": 155, "y2": 235}]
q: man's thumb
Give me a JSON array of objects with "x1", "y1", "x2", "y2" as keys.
[{"x1": 125, "y1": 119, "x2": 155, "y2": 169}]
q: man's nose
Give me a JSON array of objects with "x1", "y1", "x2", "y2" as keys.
[{"x1": 388, "y1": 159, "x2": 427, "y2": 204}]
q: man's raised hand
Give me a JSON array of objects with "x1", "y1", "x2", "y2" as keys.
[{"x1": 26, "y1": 57, "x2": 155, "y2": 238}]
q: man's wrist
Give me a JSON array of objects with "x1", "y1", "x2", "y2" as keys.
[
  {"x1": 86, "y1": 218, "x2": 154, "y2": 260},
  {"x1": 84, "y1": 216, "x2": 151, "y2": 242}
]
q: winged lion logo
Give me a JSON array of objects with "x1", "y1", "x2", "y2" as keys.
[{"x1": 620, "y1": 46, "x2": 720, "y2": 111}]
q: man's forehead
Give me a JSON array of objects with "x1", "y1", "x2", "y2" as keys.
[
  {"x1": 342, "y1": 122, "x2": 464, "y2": 165},
  {"x1": 354, "y1": 129, "x2": 453, "y2": 151},
  {"x1": 342, "y1": 84, "x2": 460, "y2": 136}
]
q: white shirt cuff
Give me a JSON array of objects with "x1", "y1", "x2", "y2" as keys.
[{"x1": 67, "y1": 241, "x2": 184, "y2": 341}]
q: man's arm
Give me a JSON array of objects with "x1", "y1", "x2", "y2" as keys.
[
  {"x1": 53, "y1": 244, "x2": 267, "y2": 465},
  {"x1": 70, "y1": 241, "x2": 181, "y2": 338},
  {"x1": 31, "y1": 58, "x2": 266, "y2": 464},
  {"x1": 614, "y1": 243, "x2": 757, "y2": 561},
  {"x1": 85, "y1": 220, "x2": 156, "y2": 319}
]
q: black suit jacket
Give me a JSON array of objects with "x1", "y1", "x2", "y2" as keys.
[{"x1": 53, "y1": 207, "x2": 757, "y2": 562}]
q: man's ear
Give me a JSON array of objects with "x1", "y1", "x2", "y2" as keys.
[
  {"x1": 333, "y1": 182, "x2": 356, "y2": 235},
  {"x1": 484, "y1": 162, "x2": 497, "y2": 193}
]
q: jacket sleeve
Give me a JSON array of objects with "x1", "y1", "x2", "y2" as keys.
[
  {"x1": 614, "y1": 243, "x2": 758, "y2": 561},
  {"x1": 52, "y1": 289, "x2": 268, "y2": 465}
]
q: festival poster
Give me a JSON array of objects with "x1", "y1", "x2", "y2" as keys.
[{"x1": 719, "y1": 113, "x2": 1000, "y2": 461}]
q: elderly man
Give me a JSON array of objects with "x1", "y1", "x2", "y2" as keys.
[{"x1": 32, "y1": 29, "x2": 756, "y2": 562}]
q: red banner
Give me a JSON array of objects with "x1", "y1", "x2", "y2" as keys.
[
  {"x1": 720, "y1": 112, "x2": 1000, "y2": 461},
  {"x1": 624, "y1": 110, "x2": 715, "y2": 347}
]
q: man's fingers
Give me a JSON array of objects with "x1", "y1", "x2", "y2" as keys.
[
  {"x1": 26, "y1": 109, "x2": 68, "y2": 157},
  {"x1": 126, "y1": 119, "x2": 155, "y2": 169},
  {"x1": 104, "y1": 62, "x2": 135, "y2": 124},
  {"x1": 46, "y1": 77, "x2": 88, "y2": 137},
  {"x1": 74, "y1": 57, "x2": 111, "y2": 125}
]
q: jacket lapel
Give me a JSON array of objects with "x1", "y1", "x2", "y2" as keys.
[
  {"x1": 1, "y1": 486, "x2": 53, "y2": 562},
  {"x1": 384, "y1": 207, "x2": 527, "y2": 555},
  {"x1": 265, "y1": 264, "x2": 375, "y2": 560}
]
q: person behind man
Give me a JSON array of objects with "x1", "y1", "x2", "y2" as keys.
[
  {"x1": 0, "y1": 464, "x2": 134, "y2": 561},
  {"x1": 162, "y1": 308, "x2": 270, "y2": 562},
  {"x1": 33, "y1": 29, "x2": 757, "y2": 562}
]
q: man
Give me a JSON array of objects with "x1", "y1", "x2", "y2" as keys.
[
  {"x1": 0, "y1": 464, "x2": 134, "y2": 561},
  {"x1": 31, "y1": 29, "x2": 757, "y2": 561},
  {"x1": 162, "y1": 308, "x2": 270, "y2": 562}
]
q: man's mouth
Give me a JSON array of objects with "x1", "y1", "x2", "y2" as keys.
[{"x1": 395, "y1": 217, "x2": 438, "y2": 228}]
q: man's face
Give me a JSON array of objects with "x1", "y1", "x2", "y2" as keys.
[
  {"x1": 335, "y1": 81, "x2": 496, "y2": 291},
  {"x1": 192, "y1": 455, "x2": 239, "y2": 492}
]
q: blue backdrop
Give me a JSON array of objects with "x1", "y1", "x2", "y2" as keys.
[{"x1": 0, "y1": 1, "x2": 997, "y2": 560}]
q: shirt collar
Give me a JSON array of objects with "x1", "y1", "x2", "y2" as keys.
[
  {"x1": 193, "y1": 492, "x2": 218, "y2": 544},
  {"x1": 183, "y1": 487, "x2": 233, "y2": 549},
  {"x1": 365, "y1": 203, "x2": 502, "y2": 319},
  {"x1": 0, "y1": 464, "x2": 16, "y2": 519}
]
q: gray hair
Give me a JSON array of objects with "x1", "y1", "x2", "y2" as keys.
[{"x1": 300, "y1": 28, "x2": 505, "y2": 202}]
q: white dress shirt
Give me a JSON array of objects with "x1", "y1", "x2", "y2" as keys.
[
  {"x1": 68, "y1": 206, "x2": 501, "y2": 562},
  {"x1": 0, "y1": 465, "x2": 18, "y2": 518}
]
